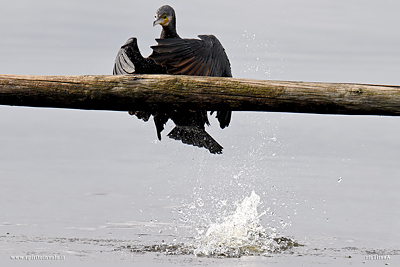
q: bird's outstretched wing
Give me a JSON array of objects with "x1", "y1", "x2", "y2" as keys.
[
  {"x1": 149, "y1": 35, "x2": 232, "y2": 77},
  {"x1": 113, "y1": 38, "x2": 137, "y2": 75},
  {"x1": 114, "y1": 37, "x2": 167, "y2": 75}
]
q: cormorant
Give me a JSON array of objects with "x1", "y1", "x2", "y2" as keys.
[{"x1": 113, "y1": 5, "x2": 232, "y2": 154}]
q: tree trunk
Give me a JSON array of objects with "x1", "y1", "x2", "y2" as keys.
[{"x1": 1, "y1": 74, "x2": 400, "y2": 115}]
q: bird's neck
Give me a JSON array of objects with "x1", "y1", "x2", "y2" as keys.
[{"x1": 160, "y1": 20, "x2": 180, "y2": 39}]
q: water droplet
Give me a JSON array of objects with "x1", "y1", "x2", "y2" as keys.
[
  {"x1": 196, "y1": 228, "x2": 204, "y2": 235},
  {"x1": 180, "y1": 215, "x2": 188, "y2": 223},
  {"x1": 197, "y1": 198, "x2": 204, "y2": 207},
  {"x1": 338, "y1": 177, "x2": 342, "y2": 183}
]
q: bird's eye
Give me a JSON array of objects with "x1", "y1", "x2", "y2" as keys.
[{"x1": 162, "y1": 15, "x2": 167, "y2": 19}]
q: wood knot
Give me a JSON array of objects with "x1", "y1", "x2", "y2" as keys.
[{"x1": 352, "y1": 87, "x2": 363, "y2": 95}]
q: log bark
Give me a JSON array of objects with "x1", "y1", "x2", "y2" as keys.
[{"x1": 1, "y1": 74, "x2": 400, "y2": 115}]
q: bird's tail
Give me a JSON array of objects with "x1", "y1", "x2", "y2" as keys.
[{"x1": 167, "y1": 126, "x2": 223, "y2": 154}]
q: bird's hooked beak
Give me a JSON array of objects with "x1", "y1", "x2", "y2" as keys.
[{"x1": 153, "y1": 15, "x2": 169, "y2": 27}]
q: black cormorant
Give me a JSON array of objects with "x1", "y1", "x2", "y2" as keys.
[{"x1": 113, "y1": 5, "x2": 232, "y2": 154}]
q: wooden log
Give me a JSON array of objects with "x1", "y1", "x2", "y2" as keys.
[{"x1": 1, "y1": 74, "x2": 400, "y2": 115}]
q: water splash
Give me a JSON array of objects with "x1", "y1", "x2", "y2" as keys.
[
  {"x1": 193, "y1": 191, "x2": 298, "y2": 257},
  {"x1": 234, "y1": 30, "x2": 285, "y2": 80},
  {"x1": 126, "y1": 191, "x2": 301, "y2": 257}
]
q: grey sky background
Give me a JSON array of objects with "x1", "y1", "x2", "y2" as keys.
[{"x1": 1, "y1": 0, "x2": 399, "y2": 84}]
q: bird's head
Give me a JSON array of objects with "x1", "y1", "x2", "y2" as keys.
[{"x1": 153, "y1": 5, "x2": 176, "y2": 27}]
